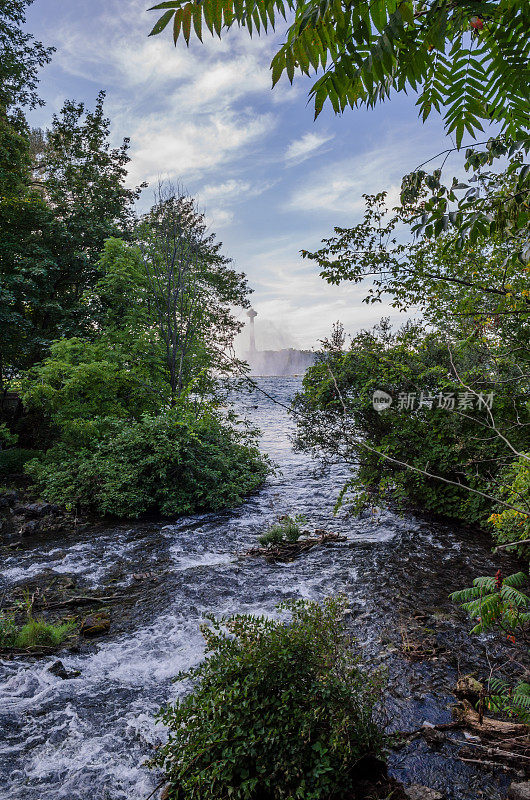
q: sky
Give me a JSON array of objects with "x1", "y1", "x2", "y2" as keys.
[{"x1": 25, "y1": 0, "x2": 467, "y2": 351}]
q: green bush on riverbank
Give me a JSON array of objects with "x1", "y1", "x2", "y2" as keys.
[
  {"x1": 153, "y1": 597, "x2": 385, "y2": 800},
  {"x1": 25, "y1": 408, "x2": 270, "y2": 518}
]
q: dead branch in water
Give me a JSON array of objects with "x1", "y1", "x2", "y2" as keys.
[{"x1": 244, "y1": 531, "x2": 347, "y2": 562}]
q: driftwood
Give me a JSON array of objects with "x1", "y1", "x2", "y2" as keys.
[
  {"x1": 244, "y1": 531, "x2": 347, "y2": 562},
  {"x1": 37, "y1": 593, "x2": 141, "y2": 610},
  {"x1": 458, "y1": 700, "x2": 529, "y2": 739}
]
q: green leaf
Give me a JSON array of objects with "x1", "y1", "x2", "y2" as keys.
[{"x1": 148, "y1": 9, "x2": 175, "y2": 36}]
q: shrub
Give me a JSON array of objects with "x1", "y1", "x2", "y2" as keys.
[
  {"x1": 0, "y1": 447, "x2": 42, "y2": 478},
  {"x1": 451, "y1": 571, "x2": 530, "y2": 720},
  {"x1": 294, "y1": 322, "x2": 529, "y2": 526},
  {"x1": 152, "y1": 597, "x2": 385, "y2": 800},
  {"x1": 25, "y1": 408, "x2": 270, "y2": 518},
  {"x1": 258, "y1": 514, "x2": 307, "y2": 546},
  {"x1": 488, "y1": 455, "x2": 530, "y2": 556}
]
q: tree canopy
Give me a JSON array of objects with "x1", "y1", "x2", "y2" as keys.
[{"x1": 148, "y1": 0, "x2": 529, "y2": 145}]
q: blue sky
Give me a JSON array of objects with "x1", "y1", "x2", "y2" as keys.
[{"x1": 26, "y1": 0, "x2": 466, "y2": 350}]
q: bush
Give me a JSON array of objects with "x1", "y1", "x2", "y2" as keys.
[
  {"x1": 0, "y1": 447, "x2": 42, "y2": 478},
  {"x1": 152, "y1": 597, "x2": 385, "y2": 800},
  {"x1": 25, "y1": 408, "x2": 270, "y2": 518},
  {"x1": 488, "y1": 455, "x2": 530, "y2": 556},
  {"x1": 258, "y1": 514, "x2": 307, "y2": 546},
  {"x1": 294, "y1": 322, "x2": 529, "y2": 525},
  {"x1": 451, "y1": 571, "x2": 530, "y2": 720}
]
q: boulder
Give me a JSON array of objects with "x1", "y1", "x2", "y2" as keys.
[
  {"x1": 509, "y1": 782, "x2": 530, "y2": 800},
  {"x1": 14, "y1": 501, "x2": 59, "y2": 518},
  {"x1": 80, "y1": 612, "x2": 110, "y2": 637},
  {"x1": 406, "y1": 787, "x2": 444, "y2": 800},
  {"x1": 48, "y1": 660, "x2": 81, "y2": 680},
  {"x1": 19, "y1": 519, "x2": 40, "y2": 537}
]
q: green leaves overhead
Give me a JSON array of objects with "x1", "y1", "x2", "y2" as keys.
[{"x1": 148, "y1": 1, "x2": 529, "y2": 140}]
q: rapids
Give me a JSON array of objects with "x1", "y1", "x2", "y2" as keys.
[{"x1": 0, "y1": 378, "x2": 520, "y2": 799}]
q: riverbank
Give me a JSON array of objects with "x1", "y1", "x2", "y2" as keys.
[{"x1": 0, "y1": 378, "x2": 526, "y2": 799}]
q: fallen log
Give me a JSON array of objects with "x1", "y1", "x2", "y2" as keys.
[{"x1": 458, "y1": 700, "x2": 529, "y2": 739}]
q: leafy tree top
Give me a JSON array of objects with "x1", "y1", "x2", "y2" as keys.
[
  {"x1": 148, "y1": 0, "x2": 529, "y2": 145},
  {"x1": 0, "y1": 0, "x2": 54, "y2": 123}
]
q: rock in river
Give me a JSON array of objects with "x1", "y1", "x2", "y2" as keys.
[
  {"x1": 509, "y1": 783, "x2": 530, "y2": 800},
  {"x1": 80, "y1": 612, "x2": 110, "y2": 637},
  {"x1": 406, "y1": 787, "x2": 444, "y2": 800}
]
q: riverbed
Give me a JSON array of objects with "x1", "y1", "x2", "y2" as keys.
[{"x1": 0, "y1": 377, "x2": 522, "y2": 799}]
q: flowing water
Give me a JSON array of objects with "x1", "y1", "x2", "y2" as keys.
[{"x1": 0, "y1": 378, "x2": 521, "y2": 800}]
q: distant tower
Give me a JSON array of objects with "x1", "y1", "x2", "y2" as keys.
[{"x1": 246, "y1": 308, "x2": 257, "y2": 354}]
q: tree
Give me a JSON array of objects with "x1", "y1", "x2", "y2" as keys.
[
  {"x1": 0, "y1": 196, "x2": 87, "y2": 386},
  {"x1": 303, "y1": 191, "x2": 530, "y2": 336},
  {"x1": 0, "y1": 0, "x2": 53, "y2": 194},
  {"x1": 33, "y1": 91, "x2": 145, "y2": 291},
  {"x1": 137, "y1": 185, "x2": 251, "y2": 402},
  {"x1": 0, "y1": 0, "x2": 53, "y2": 122},
  {"x1": 147, "y1": 0, "x2": 529, "y2": 144}
]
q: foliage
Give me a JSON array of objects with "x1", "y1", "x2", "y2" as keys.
[
  {"x1": 258, "y1": 513, "x2": 307, "y2": 546},
  {"x1": 0, "y1": 422, "x2": 17, "y2": 448},
  {"x1": 488, "y1": 456, "x2": 530, "y2": 556},
  {"x1": 147, "y1": 0, "x2": 529, "y2": 143},
  {"x1": 401, "y1": 135, "x2": 530, "y2": 267},
  {"x1": 451, "y1": 570, "x2": 530, "y2": 720},
  {"x1": 152, "y1": 596, "x2": 385, "y2": 800},
  {"x1": 25, "y1": 407, "x2": 270, "y2": 518},
  {"x1": 0, "y1": 0, "x2": 54, "y2": 121},
  {"x1": 302, "y1": 191, "x2": 530, "y2": 328},
  {"x1": 33, "y1": 91, "x2": 144, "y2": 287},
  {"x1": 0, "y1": 1, "x2": 53, "y2": 196},
  {"x1": 0, "y1": 597, "x2": 74, "y2": 650},
  {"x1": 294, "y1": 320, "x2": 529, "y2": 523},
  {"x1": 22, "y1": 336, "x2": 163, "y2": 441},
  {"x1": 0, "y1": 447, "x2": 41, "y2": 477},
  {"x1": 0, "y1": 195, "x2": 87, "y2": 381},
  {"x1": 451, "y1": 570, "x2": 530, "y2": 636},
  {"x1": 137, "y1": 186, "x2": 251, "y2": 400},
  {"x1": 481, "y1": 678, "x2": 530, "y2": 722}
]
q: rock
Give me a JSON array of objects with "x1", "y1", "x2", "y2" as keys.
[
  {"x1": 80, "y1": 612, "x2": 110, "y2": 637},
  {"x1": 509, "y1": 782, "x2": 530, "y2": 800},
  {"x1": 420, "y1": 722, "x2": 445, "y2": 748},
  {"x1": 406, "y1": 786, "x2": 444, "y2": 800},
  {"x1": 19, "y1": 519, "x2": 40, "y2": 537},
  {"x1": 13, "y1": 501, "x2": 61, "y2": 519},
  {"x1": 160, "y1": 786, "x2": 170, "y2": 800},
  {"x1": 48, "y1": 660, "x2": 81, "y2": 680}
]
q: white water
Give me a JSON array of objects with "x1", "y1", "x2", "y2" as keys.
[{"x1": 0, "y1": 378, "x2": 511, "y2": 800}]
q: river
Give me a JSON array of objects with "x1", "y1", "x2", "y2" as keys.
[{"x1": 0, "y1": 377, "x2": 520, "y2": 799}]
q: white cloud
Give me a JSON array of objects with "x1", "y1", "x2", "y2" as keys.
[
  {"x1": 129, "y1": 109, "x2": 275, "y2": 184},
  {"x1": 285, "y1": 132, "x2": 434, "y2": 216},
  {"x1": 285, "y1": 132, "x2": 333, "y2": 165}
]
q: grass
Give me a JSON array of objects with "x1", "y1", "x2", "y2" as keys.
[
  {"x1": 0, "y1": 608, "x2": 75, "y2": 649},
  {"x1": 14, "y1": 618, "x2": 75, "y2": 648},
  {"x1": 258, "y1": 514, "x2": 308, "y2": 547}
]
